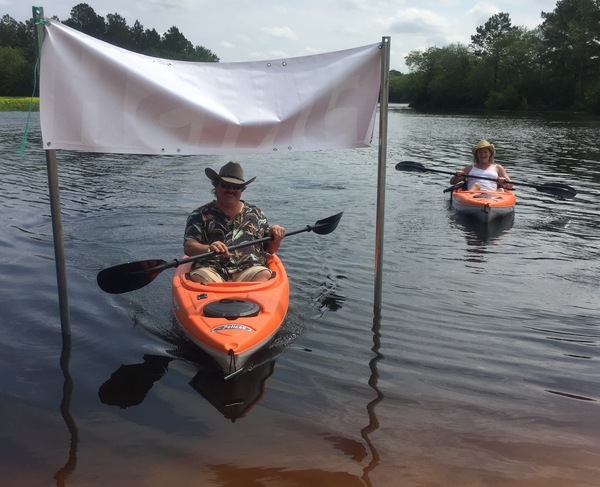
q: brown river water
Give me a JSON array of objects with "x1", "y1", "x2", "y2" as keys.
[{"x1": 0, "y1": 107, "x2": 599, "y2": 486}]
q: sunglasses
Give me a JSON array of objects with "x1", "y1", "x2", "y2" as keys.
[{"x1": 220, "y1": 182, "x2": 244, "y2": 191}]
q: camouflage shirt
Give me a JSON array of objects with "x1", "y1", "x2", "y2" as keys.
[{"x1": 183, "y1": 200, "x2": 270, "y2": 280}]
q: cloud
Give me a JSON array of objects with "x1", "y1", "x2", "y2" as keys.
[
  {"x1": 379, "y1": 8, "x2": 447, "y2": 35},
  {"x1": 261, "y1": 26, "x2": 298, "y2": 41},
  {"x1": 467, "y1": 2, "x2": 500, "y2": 25},
  {"x1": 144, "y1": 0, "x2": 202, "y2": 9},
  {"x1": 336, "y1": 0, "x2": 374, "y2": 11},
  {"x1": 219, "y1": 41, "x2": 236, "y2": 50},
  {"x1": 248, "y1": 49, "x2": 289, "y2": 60}
]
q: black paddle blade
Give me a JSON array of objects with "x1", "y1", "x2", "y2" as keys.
[
  {"x1": 443, "y1": 182, "x2": 465, "y2": 194},
  {"x1": 536, "y1": 182, "x2": 577, "y2": 199},
  {"x1": 97, "y1": 259, "x2": 168, "y2": 294},
  {"x1": 394, "y1": 161, "x2": 428, "y2": 172},
  {"x1": 311, "y1": 212, "x2": 343, "y2": 234}
]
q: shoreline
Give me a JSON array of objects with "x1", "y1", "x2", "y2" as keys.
[{"x1": 0, "y1": 97, "x2": 40, "y2": 111}]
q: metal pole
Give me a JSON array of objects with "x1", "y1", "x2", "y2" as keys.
[
  {"x1": 374, "y1": 37, "x2": 390, "y2": 315},
  {"x1": 33, "y1": 6, "x2": 71, "y2": 334}
]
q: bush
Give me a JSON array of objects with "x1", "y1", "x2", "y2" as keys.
[
  {"x1": 0, "y1": 46, "x2": 34, "y2": 96},
  {"x1": 584, "y1": 81, "x2": 600, "y2": 114},
  {"x1": 484, "y1": 86, "x2": 520, "y2": 110}
]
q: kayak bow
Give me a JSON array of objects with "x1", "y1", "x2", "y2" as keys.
[{"x1": 450, "y1": 188, "x2": 516, "y2": 222}]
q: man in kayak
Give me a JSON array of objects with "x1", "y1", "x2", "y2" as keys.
[
  {"x1": 449, "y1": 139, "x2": 512, "y2": 191},
  {"x1": 183, "y1": 161, "x2": 286, "y2": 283}
]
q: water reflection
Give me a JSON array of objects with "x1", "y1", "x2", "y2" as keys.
[
  {"x1": 54, "y1": 334, "x2": 79, "y2": 487},
  {"x1": 530, "y1": 215, "x2": 573, "y2": 233},
  {"x1": 98, "y1": 355, "x2": 173, "y2": 408},
  {"x1": 189, "y1": 347, "x2": 282, "y2": 422},
  {"x1": 312, "y1": 275, "x2": 347, "y2": 314},
  {"x1": 5, "y1": 111, "x2": 600, "y2": 486},
  {"x1": 208, "y1": 464, "x2": 365, "y2": 486},
  {"x1": 545, "y1": 390, "x2": 596, "y2": 402},
  {"x1": 450, "y1": 211, "x2": 515, "y2": 245},
  {"x1": 98, "y1": 339, "x2": 287, "y2": 422},
  {"x1": 322, "y1": 434, "x2": 368, "y2": 462},
  {"x1": 360, "y1": 314, "x2": 384, "y2": 486}
]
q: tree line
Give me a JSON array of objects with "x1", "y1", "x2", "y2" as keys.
[
  {"x1": 389, "y1": 0, "x2": 600, "y2": 114},
  {"x1": 0, "y1": 3, "x2": 219, "y2": 96},
  {"x1": 1, "y1": 0, "x2": 599, "y2": 114}
]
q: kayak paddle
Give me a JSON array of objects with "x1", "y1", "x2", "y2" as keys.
[
  {"x1": 395, "y1": 160, "x2": 577, "y2": 199},
  {"x1": 97, "y1": 212, "x2": 344, "y2": 294}
]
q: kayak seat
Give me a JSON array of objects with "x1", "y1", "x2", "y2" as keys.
[
  {"x1": 473, "y1": 194, "x2": 502, "y2": 199},
  {"x1": 203, "y1": 298, "x2": 260, "y2": 319},
  {"x1": 184, "y1": 271, "x2": 276, "y2": 281}
]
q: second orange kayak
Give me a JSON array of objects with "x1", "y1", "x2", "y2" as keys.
[{"x1": 451, "y1": 188, "x2": 516, "y2": 222}]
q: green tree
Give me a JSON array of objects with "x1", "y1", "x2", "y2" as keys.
[
  {"x1": 57, "y1": 4, "x2": 217, "y2": 62},
  {"x1": 540, "y1": 0, "x2": 600, "y2": 109},
  {"x1": 63, "y1": 3, "x2": 106, "y2": 38},
  {"x1": 462, "y1": 58, "x2": 493, "y2": 108},
  {"x1": 105, "y1": 13, "x2": 133, "y2": 50},
  {"x1": 0, "y1": 14, "x2": 32, "y2": 49},
  {"x1": 129, "y1": 20, "x2": 144, "y2": 49},
  {"x1": 193, "y1": 45, "x2": 219, "y2": 63},
  {"x1": 470, "y1": 12, "x2": 517, "y2": 90},
  {"x1": 0, "y1": 46, "x2": 32, "y2": 95},
  {"x1": 0, "y1": 7, "x2": 221, "y2": 96},
  {"x1": 488, "y1": 27, "x2": 547, "y2": 110},
  {"x1": 404, "y1": 48, "x2": 434, "y2": 107},
  {"x1": 389, "y1": 70, "x2": 412, "y2": 103},
  {"x1": 427, "y1": 44, "x2": 474, "y2": 109},
  {"x1": 405, "y1": 45, "x2": 476, "y2": 110},
  {"x1": 139, "y1": 28, "x2": 162, "y2": 56},
  {"x1": 0, "y1": 15, "x2": 35, "y2": 96},
  {"x1": 161, "y1": 26, "x2": 194, "y2": 59},
  {"x1": 584, "y1": 79, "x2": 600, "y2": 113}
]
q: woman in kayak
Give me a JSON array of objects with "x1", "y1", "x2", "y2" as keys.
[
  {"x1": 449, "y1": 139, "x2": 512, "y2": 191},
  {"x1": 183, "y1": 161, "x2": 286, "y2": 283}
]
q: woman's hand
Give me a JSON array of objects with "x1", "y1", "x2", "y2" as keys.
[
  {"x1": 498, "y1": 177, "x2": 512, "y2": 188},
  {"x1": 450, "y1": 170, "x2": 466, "y2": 184}
]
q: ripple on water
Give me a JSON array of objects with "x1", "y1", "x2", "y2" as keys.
[{"x1": 2, "y1": 110, "x2": 600, "y2": 486}]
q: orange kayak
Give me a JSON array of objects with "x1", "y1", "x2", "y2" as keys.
[
  {"x1": 451, "y1": 188, "x2": 516, "y2": 222},
  {"x1": 171, "y1": 254, "x2": 289, "y2": 376}
]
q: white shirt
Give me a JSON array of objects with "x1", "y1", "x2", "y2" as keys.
[{"x1": 467, "y1": 164, "x2": 499, "y2": 190}]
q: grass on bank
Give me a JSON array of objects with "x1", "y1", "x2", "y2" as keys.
[{"x1": 0, "y1": 97, "x2": 40, "y2": 111}]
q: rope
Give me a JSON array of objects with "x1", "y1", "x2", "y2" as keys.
[{"x1": 19, "y1": 17, "x2": 47, "y2": 156}]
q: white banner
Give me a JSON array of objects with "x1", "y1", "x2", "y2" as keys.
[{"x1": 39, "y1": 19, "x2": 382, "y2": 155}]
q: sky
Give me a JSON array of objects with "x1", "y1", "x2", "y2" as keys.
[{"x1": 4, "y1": 0, "x2": 559, "y2": 71}]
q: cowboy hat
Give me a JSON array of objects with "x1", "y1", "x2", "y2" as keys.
[
  {"x1": 472, "y1": 139, "x2": 496, "y2": 159},
  {"x1": 205, "y1": 161, "x2": 256, "y2": 186}
]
